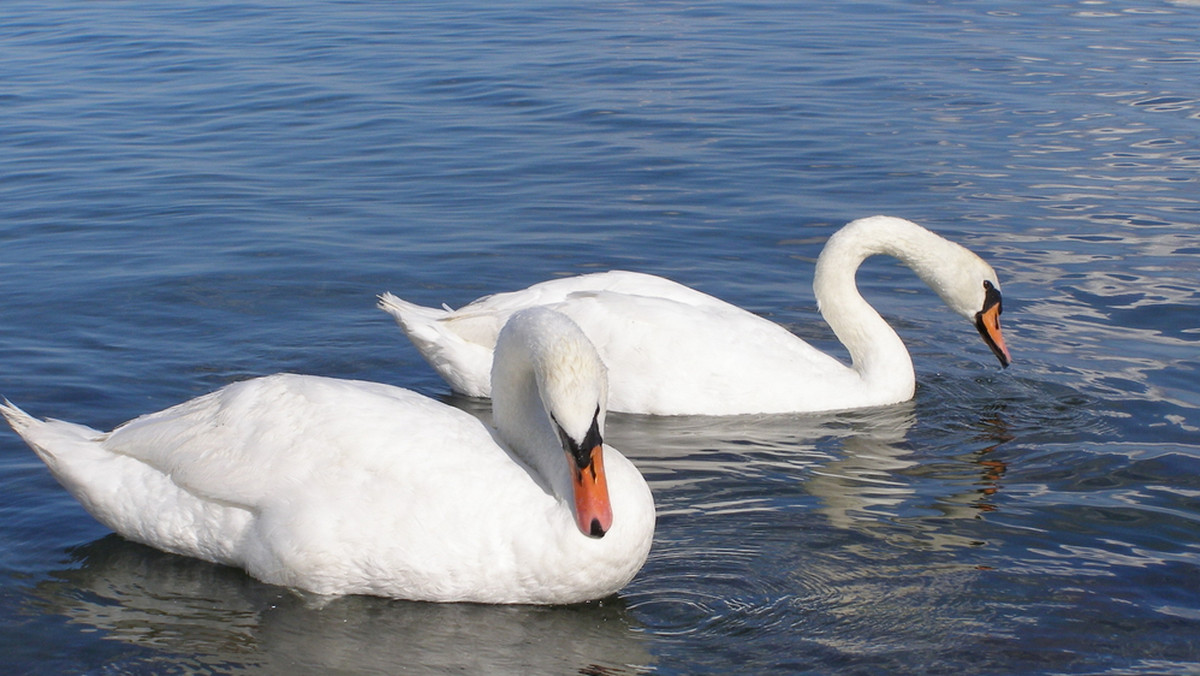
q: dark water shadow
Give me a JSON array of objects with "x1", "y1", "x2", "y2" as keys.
[{"x1": 27, "y1": 535, "x2": 653, "y2": 675}]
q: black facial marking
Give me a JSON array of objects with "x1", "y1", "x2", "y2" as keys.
[
  {"x1": 981, "y1": 280, "x2": 1002, "y2": 315},
  {"x1": 554, "y1": 407, "x2": 604, "y2": 471},
  {"x1": 580, "y1": 407, "x2": 602, "y2": 449}
]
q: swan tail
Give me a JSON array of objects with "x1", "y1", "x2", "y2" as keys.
[
  {"x1": 378, "y1": 292, "x2": 452, "y2": 326},
  {"x1": 1, "y1": 399, "x2": 251, "y2": 565},
  {"x1": 0, "y1": 400, "x2": 146, "y2": 525},
  {"x1": 377, "y1": 292, "x2": 496, "y2": 397},
  {"x1": 1, "y1": 399, "x2": 140, "y2": 532},
  {"x1": 1, "y1": 399, "x2": 110, "y2": 478}
]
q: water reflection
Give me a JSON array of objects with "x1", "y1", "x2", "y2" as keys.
[
  {"x1": 591, "y1": 401, "x2": 1025, "y2": 669},
  {"x1": 603, "y1": 400, "x2": 1014, "y2": 548},
  {"x1": 30, "y1": 536, "x2": 653, "y2": 675},
  {"x1": 808, "y1": 413, "x2": 1011, "y2": 549}
]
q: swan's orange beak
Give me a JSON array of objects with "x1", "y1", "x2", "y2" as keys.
[
  {"x1": 570, "y1": 445, "x2": 613, "y2": 538},
  {"x1": 976, "y1": 302, "x2": 1011, "y2": 368}
]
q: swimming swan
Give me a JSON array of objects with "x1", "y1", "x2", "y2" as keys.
[
  {"x1": 1, "y1": 308, "x2": 655, "y2": 604},
  {"x1": 380, "y1": 216, "x2": 1011, "y2": 415}
]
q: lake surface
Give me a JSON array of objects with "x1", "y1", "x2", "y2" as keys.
[{"x1": 2, "y1": 1, "x2": 1199, "y2": 673}]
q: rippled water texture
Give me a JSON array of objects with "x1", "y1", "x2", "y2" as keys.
[{"x1": 1, "y1": 2, "x2": 1199, "y2": 674}]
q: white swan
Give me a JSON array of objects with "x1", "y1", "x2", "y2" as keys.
[
  {"x1": 1, "y1": 308, "x2": 655, "y2": 604},
  {"x1": 380, "y1": 216, "x2": 1011, "y2": 416}
]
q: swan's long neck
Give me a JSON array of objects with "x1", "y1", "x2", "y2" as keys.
[
  {"x1": 491, "y1": 339, "x2": 565, "y2": 495},
  {"x1": 812, "y1": 216, "x2": 957, "y2": 398}
]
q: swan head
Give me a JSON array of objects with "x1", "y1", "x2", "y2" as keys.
[
  {"x1": 919, "y1": 245, "x2": 1012, "y2": 369},
  {"x1": 492, "y1": 307, "x2": 614, "y2": 538}
]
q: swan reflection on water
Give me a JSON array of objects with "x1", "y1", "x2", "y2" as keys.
[
  {"x1": 600, "y1": 397, "x2": 1018, "y2": 656},
  {"x1": 32, "y1": 535, "x2": 655, "y2": 675},
  {"x1": 605, "y1": 400, "x2": 1009, "y2": 537}
]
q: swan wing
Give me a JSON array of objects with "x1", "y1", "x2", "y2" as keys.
[
  {"x1": 388, "y1": 270, "x2": 856, "y2": 413},
  {"x1": 382, "y1": 271, "x2": 736, "y2": 398},
  {"x1": 102, "y1": 375, "x2": 504, "y2": 505},
  {"x1": 548, "y1": 290, "x2": 851, "y2": 414},
  {"x1": 94, "y1": 375, "x2": 572, "y2": 596}
]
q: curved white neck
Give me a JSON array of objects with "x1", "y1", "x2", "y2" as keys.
[
  {"x1": 812, "y1": 217, "x2": 955, "y2": 399},
  {"x1": 490, "y1": 343, "x2": 567, "y2": 495}
]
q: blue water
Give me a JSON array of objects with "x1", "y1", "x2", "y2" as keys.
[{"x1": 2, "y1": 1, "x2": 1199, "y2": 673}]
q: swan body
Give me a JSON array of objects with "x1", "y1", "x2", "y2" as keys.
[
  {"x1": 2, "y1": 308, "x2": 655, "y2": 604},
  {"x1": 381, "y1": 216, "x2": 1011, "y2": 416}
]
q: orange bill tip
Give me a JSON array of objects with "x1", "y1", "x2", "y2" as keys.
[{"x1": 571, "y1": 445, "x2": 613, "y2": 538}]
